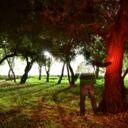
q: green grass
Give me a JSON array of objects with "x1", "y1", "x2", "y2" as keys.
[
  {"x1": 0, "y1": 76, "x2": 128, "y2": 127},
  {"x1": 0, "y1": 76, "x2": 128, "y2": 111},
  {"x1": 0, "y1": 76, "x2": 77, "y2": 110}
]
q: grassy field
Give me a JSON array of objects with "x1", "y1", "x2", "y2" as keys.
[{"x1": 0, "y1": 76, "x2": 128, "y2": 128}]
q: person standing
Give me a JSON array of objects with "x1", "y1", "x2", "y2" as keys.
[
  {"x1": 75, "y1": 60, "x2": 97, "y2": 116},
  {"x1": 74, "y1": 52, "x2": 111, "y2": 117}
]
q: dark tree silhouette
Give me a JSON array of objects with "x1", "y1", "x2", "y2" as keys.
[
  {"x1": 57, "y1": 62, "x2": 65, "y2": 84},
  {"x1": 20, "y1": 57, "x2": 33, "y2": 84}
]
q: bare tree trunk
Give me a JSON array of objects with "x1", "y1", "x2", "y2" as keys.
[
  {"x1": 67, "y1": 64, "x2": 71, "y2": 86},
  {"x1": 45, "y1": 66, "x2": 50, "y2": 82},
  {"x1": 39, "y1": 68, "x2": 42, "y2": 80},
  {"x1": 44, "y1": 58, "x2": 53, "y2": 82},
  {"x1": 38, "y1": 64, "x2": 42, "y2": 80},
  {"x1": 3, "y1": 46, "x2": 16, "y2": 82},
  {"x1": 46, "y1": 71, "x2": 49, "y2": 82},
  {"x1": 8, "y1": 69, "x2": 11, "y2": 78},
  {"x1": 20, "y1": 58, "x2": 33, "y2": 84},
  {"x1": 57, "y1": 62, "x2": 65, "y2": 84},
  {"x1": 95, "y1": 66, "x2": 99, "y2": 79},
  {"x1": 68, "y1": 63, "x2": 75, "y2": 88},
  {"x1": 6, "y1": 57, "x2": 16, "y2": 82}
]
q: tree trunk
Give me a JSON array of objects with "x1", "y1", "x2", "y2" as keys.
[
  {"x1": 20, "y1": 61, "x2": 33, "y2": 84},
  {"x1": 6, "y1": 57, "x2": 16, "y2": 82},
  {"x1": 67, "y1": 64, "x2": 71, "y2": 85},
  {"x1": 98, "y1": 33, "x2": 128, "y2": 113},
  {"x1": 38, "y1": 65, "x2": 42, "y2": 80},
  {"x1": 98, "y1": 0, "x2": 128, "y2": 113},
  {"x1": 68, "y1": 63, "x2": 75, "y2": 88},
  {"x1": 46, "y1": 71, "x2": 49, "y2": 82},
  {"x1": 95, "y1": 66, "x2": 99, "y2": 79},
  {"x1": 57, "y1": 62, "x2": 65, "y2": 84},
  {"x1": 8, "y1": 69, "x2": 11, "y2": 78},
  {"x1": 39, "y1": 68, "x2": 42, "y2": 80},
  {"x1": 3, "y1": 46, "x2": 16, "y2": 82}
]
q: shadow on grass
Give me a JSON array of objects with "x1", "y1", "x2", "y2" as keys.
[
  {"x1": 0, "y1": 109, "x2": 37, "y2": 128},
  {"x1": 0, "y1": 82, "x2": 58, "y2": 93},
  {"x1": 1, "y1": 85, "x2": 60, "y2": 100},
  {"x1": 19, "y1": 84, "x2": 59, "y2": 96},
  {"x1": 50, "y1": 86, "x2": 71, "y2": 102},
  {"x1": 0, "y1": 83, "x2": 61, "y2": 100},
  {"x1": 0, "y1": 83, "x2": 42, "y2": 92}
]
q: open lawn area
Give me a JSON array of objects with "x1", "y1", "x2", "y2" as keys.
[{"x1": 0, "y1": 76, "x2": 128, "y2": 128}]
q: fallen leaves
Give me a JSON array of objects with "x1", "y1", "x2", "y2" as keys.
[{"x1": 0, "y1": 99, "x2": 128, "y2": 128}]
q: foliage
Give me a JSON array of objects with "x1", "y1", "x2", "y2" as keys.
[
  {"x1": 51, "y1": 38, "x2": 77, "y2": 63},
  {"x1": 79, "y1": 36, "x2": 107, "y2": 62},
  {"x1": 123, "y1": 42, "x2": 128, "y2": 71}
]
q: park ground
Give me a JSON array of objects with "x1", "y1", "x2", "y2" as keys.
[{"x1": 0, "y1": 76, "x2": 128, "y2": 128}]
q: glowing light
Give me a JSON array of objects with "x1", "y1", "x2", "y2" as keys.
[{"x1": 43, "y1": 50, "x2": 51, "y2": 58}]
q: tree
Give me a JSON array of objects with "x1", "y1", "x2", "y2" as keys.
[
  {"x1": 18, "y1": 34, "x2": 43, "y2": 84},
  {"x1": 44, "y1": 57, "x2": 53, "y2": 82},
  {"x1": 97, "y1": 0, "x2": 128, "y2": 113},
  {"x1": 20, "y1": 57, "x2": 34, "y2": 84},
  {"x1": 7, "y1": 57, "x2": 15, "y2": 79},
  {"x1": 36, "y1": 51, "x2": 53, "y2": 82},
  {"x1": 37, "y1": 55, "x2": 45, "y2": 80},
  {"x1": 2, "y1": 41, "x2": 16, "y2": 82},
  {"x1": 41, "y1": 0, "x2": 128, "y2": 113},
  {"x1": 50, "y1": 37, "x2": 77, "y2": 87}
]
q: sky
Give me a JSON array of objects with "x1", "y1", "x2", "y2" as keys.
[{"x1": 0, "y1": 55, "x2": 85, "y2": 76}]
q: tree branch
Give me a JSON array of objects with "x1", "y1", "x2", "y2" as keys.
[
  {"x1": 0, "y1": 52, "x2": 17, "y2": 64},
  {"x1": 85, "y1": 43, "x2": 101, "y2": 56},
  {"x1": 93, "y1": 61, "x2": 112, "y2": 67},
  {"x1": 80, "y1": 22, "x2": 111, "y2": 29},
  {"x1": 122, "y1": 67, "x2": 128, "y2": 80}
]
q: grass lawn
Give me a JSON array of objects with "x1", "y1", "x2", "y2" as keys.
[{"x1": 0, "y1": 76, "x2": 128, "y2": 128}]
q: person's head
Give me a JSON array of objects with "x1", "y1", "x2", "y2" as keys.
[{"x1": 84, "y1": 51, "x2": 91, "y2": 60}]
